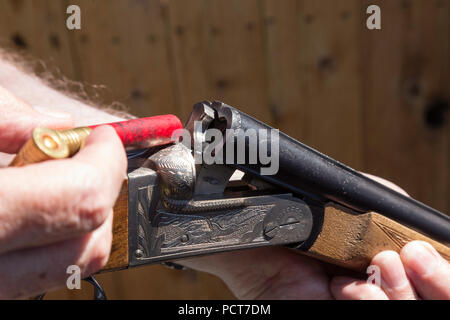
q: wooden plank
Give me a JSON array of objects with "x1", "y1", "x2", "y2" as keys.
[
  {"x1": 167, "y1": 0, "x2": 211, "y2": 121},
  {"x1": 67, "y1": 0, "x2": 179, "y2": 117},
  {"x1": 303, "y1": 0, "x2": 363, "y2": 168},
  {"x1": 268, "y1": 0, "x2": 363, "y2": 168},
  {"x1": 360, "y1": 0, "x2": 449, "y2": 213},
  {"x1": 203, "y1": 0, "x2": 272, "y2": 124},
  {"x1": 0, "y1": 0, "x2": 77, "y2": 79},
  {"x1": 169, "y1": 0, "x2": 272, "y2": 123},
  {"x1": 263, "y1": 0, "x2": 307, "y2": 140}
]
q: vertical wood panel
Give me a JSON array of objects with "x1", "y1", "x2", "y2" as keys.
[
  {"x1": 67, "y1": 0, "x2": 179, "y2": 117},
  {"x1": 204, "y1": 0, "x2": 272, "y2": 124},
  {"x1": 265, "y1": 0, "x2": 363, "y2": 168},
  {"x1": 0, "y1": 0, "x2": 77, "y2": 78},
  {"x1": 300, "y1": 0, "x2": 363, "y2": 168},
  {"x1": 360, "y1": 0, "x2": 449, "y2": 212},
  {"x1": 168, "y1": 0, "x2": 272, "y2": 123},
  {"x1": 169, "y1": 0, "x2": 214, "y2": 120},
  {"x1": 167, "y1": 0, "x2": 211, "y2": 121},
  {"x1": 264, "y1": 0, "x2": 307, "y2": 140}
]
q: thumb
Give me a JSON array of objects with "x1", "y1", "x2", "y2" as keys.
[{"x1": 0, "y1": 86, "x2": 74, "y2": 154}]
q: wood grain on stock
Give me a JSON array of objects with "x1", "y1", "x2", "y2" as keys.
[
  {"x1": 101, "y1": 180, "x2": 129, "y2": 272},
  {"x1": 303, "y1": 203, "x2": 450, "y2": 273}
]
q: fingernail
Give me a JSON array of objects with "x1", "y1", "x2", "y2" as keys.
[{"x1": 403, "y1": 242, "x2": 439, "y2": 277}]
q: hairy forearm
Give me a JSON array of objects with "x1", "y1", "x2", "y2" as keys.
[{"x1": 0, "y1": 53, "x2": 127, "y2": 126}]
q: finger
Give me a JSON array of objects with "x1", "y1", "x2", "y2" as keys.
[
  {"x1": 370, "y1": 250, "x2": 418, "y2": 299},
  {"x1": 0, "y1": 212, "x2": 113, "y2": 299},
  {"x1": 0, "y1": 85, "x2": 74, "y2": 153},
  {"x1": 330, "y1": 276, "x2": 389, "y2": 300},
  {"x1": 0, "y1": 126, "x2": 127, "y2": 254},
  {"x1": 362, "y1": 173, "x2": 409, "y2": 196},
  {"x1": 400, "y1": 241, "x2": 450, "y2": 299}
]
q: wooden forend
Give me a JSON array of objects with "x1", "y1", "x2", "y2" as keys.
[{"x1": 303, "y1": 203, "x2": 450, "y2": 273}]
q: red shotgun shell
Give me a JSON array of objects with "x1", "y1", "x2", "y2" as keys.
[{"x1": 89, "y1": 115, "x2": 183, "y2": 150}]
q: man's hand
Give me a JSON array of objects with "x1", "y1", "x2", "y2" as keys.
[
  {"x1": 332, "y1": 241, "x2": 450, "y2": 299},
  {"x1": 0, "y1": 85, "x2": 127, "y2": 299}
]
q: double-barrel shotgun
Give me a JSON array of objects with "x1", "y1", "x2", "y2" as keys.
[{"x1": 11, "y1": 101, "x2": 450, "y2": 299}]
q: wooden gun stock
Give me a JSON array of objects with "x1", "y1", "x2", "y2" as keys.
[{"x1": 303, "y1": 203, "x2": 450, "y2": 273}]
